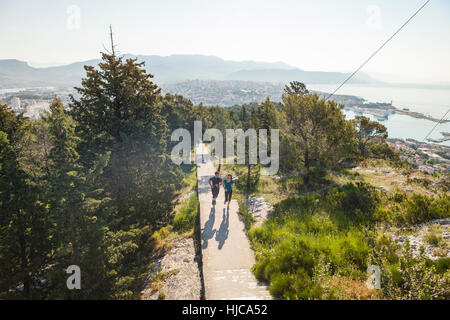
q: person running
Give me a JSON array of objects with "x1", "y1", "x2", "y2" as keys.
[
  {"x1": 209, "y1": 171, "x2": 222, "y2": 206},
  {"x1": 223, "y1": 174, "x2": 235, "y2": 208}
]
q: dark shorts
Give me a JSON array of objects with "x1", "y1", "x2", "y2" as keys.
[{"x1": 212, "y1": 187, "x2": 219, "y2": 198}]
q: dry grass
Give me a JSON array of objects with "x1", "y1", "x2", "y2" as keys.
[
  {"x1": 255, "y1": 176, "x2": 289, "y2": 205},
  {"x1": 142, "y1": 267, "x2": 180, "y2": 298},
  {"x1": 323, "y1": 276, "x2": 382, "y2": 300},
  {"x1": 327, "y1": 159, "x2": 447, "y2": 197},
  {"x1": 220, "y1": 163, "x2": 296, "y2": 206}
]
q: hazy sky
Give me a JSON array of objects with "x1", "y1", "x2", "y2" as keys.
[{"x1": 0, "y1": 0, "x2": 449, "y2": 83}]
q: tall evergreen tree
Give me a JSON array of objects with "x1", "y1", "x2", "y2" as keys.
[
  {"x1": 45, "y1": 98, "x2": 83, "y2": 266},
  {"x1": 355, "y1": 115, "x2": 388, "y2": 158},
  {"x1": 43, "y1": 98, "x2": 123, "y2": 299},
  {"x1": 70, "y1": 52, "x2": 182, "y2": 230},
  {"x1": 255, "y1": 98, "x2": 278, "y2": 131},
  {"x1": 0, "y1": 105, "x2": 52, "y2": 299},
  {"x1": 280, "y1": 82, "x2": 356, "y2": 184}
]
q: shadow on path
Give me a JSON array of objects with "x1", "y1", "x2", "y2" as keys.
[
  {"x1": 201, "y1": 207, "x2": 216, "y2": 249},
  {"x1": 216, "y1": 208, "x2": 229, "y2": 250}
]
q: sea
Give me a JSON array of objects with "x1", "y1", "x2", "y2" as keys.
[
  {"x1": 308, "y1": 84, "x2": 450, "y2": 147},
  {"x1": 2, "y1": 85, "x2": 450, "y2": 146},
  {"x1": 0, "y1": 87, "x2": 56, "y2": 94}
]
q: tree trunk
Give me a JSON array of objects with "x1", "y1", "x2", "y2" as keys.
[
  {"x1": 69, "y1": 198, "x2": 80, "y2": 267},
  {"x1": 304, "y1": 147, "x2": 310, "y2": 185},
  {"x1": 247, "y1": 163, "x2": 251, "y2": 195},
  {"x1": 19, "y1": 219, "x2": 30, "y2": 298}
]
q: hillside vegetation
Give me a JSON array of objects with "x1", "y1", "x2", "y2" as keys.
[
  {"x1": 1, "y1": 51, "x2": 448, "y2": 300},
  {"x1": 217, "y1": 83, "x2": 449, "y2": 300}
]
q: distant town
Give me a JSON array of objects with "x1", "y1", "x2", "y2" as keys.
[
  {"x1": 1, "y1": 82, "x2": 449, "y2": 172},
  {"x1": 387, "y1": 138, "x2": 450, "y2": 173},
  {"x1": 0, "y1": 87, "x2": 74, "y2": 120},
  {"x1": 162, "y1": 80, "x2": 285, "y2": 107}
]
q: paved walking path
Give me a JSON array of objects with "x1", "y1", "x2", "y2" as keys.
[{"x1": 196, "y1": 143, "x2": 271, "y2": 300}]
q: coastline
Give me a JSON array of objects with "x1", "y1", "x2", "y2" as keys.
[{"x1": 2, "y1": 84, "x2": 449, "y2": 145}]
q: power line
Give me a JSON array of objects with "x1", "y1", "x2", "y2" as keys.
[
  {"x1": 422, "y1": 107, "x2": 450, "y2": 143},
  {"x1": 325, "y1": 0, "x2": 431, "y2": 101}
]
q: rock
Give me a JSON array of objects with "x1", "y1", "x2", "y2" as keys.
[
  {"x1": 141, "y1": 237, "x2": 201, "y2": 300},
  {"x1": 391, "y1": 220, "x2": 450, "y2": 260},
  {"x1": 244, "y1": 196, "x2": 274, "y2": 227},
  {"x1": 179, "y1": 191, "x2": 194, "y2": 202},
  {"x1": 339, "y1": 159, "x2": 359, "y2": 169},
  {"x1": 429, "y1": 218, "x2": 450, "y2": 226}
]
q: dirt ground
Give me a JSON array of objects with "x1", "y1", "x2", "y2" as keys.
[{"x1": 141, "y1": 237, "x2": 202, "y2": 300}]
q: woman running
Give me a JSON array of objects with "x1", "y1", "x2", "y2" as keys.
[{"x1": 223, "y1": 174, "x2": 235, "y2": 208}]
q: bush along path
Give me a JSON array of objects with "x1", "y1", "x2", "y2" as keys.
[{"x1": 196, "y1": 143, "x2": 272, "y2": 300}]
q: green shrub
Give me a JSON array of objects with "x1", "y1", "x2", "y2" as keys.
[
  {"x1": 238, "y1": 206, "x2": 256, "y2": 230},
  {"x1": 391, "y1": 192, "x2": 407, "y2": 203},
  {"x1": 250, "y1": 194, "x2": 371, "y2": 299},
  {"x1": 369, "y1": 142, "x2": 398, "y2": 160},
  {"x1": 173, "y1": 193, "x2": 199, "y2": 233},
  {"x1": 252, "y1": 238, "x2": 320, "y2": 299},
  {"x1": 377, "y1": 193, "x2": 449, "y2": 226},
  {"x1": 279, "y1": 176, "x2": 304, "y2": 194},
  {"x1": 235, "y1": 164, "x2": 261, "y2": 195},
  {"x1": 151, "y1": 227, "x2": 170, "y2": 243},
  {"x1": 269, "y1": 270, "x2": 322, "y2": 300},
  {"x1": 403, "y1": 194, "x2": 449, "y2": 225},
  {"x1": 424, "y1": 224, "x2": 444, "y2": 247},
  {"x1": 327, "y1": 182, "x2": 380, "y2": 224},
  {"x1": 250, "y1": 185, "x2": 449, "y2": 300},
  {"x1": 426, "y1": 258, "x2": 450, "y2": 274},
  {"x1": 254, "y1": 239, "x2": 315, "y2": 280},
  {"x1": 274, "y1": 194, "x2": 321, "y2": 216},
  {"x1": 373, "y1": 242, "x2": 450, "y2": 300}
]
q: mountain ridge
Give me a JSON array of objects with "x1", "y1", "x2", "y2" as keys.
[{"x1": 0, "y1": 54, "x2": 379, "y2": 88}]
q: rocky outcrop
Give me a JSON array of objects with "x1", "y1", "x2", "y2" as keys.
[
  {"x1": 390, "y1": 218, "x2": 450, "y2": 260},
  {"x1": 141, "y1": 237, "x2": 202, "y2": 300},
  {"x1": 244, "y1": 196, "x2": 274, "y2": 227}
]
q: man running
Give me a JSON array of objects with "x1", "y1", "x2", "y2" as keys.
[
  {"x1": 209, "y1": 171, "x2": 222, "y2": 206},
  {"x1": 223, "y1": 174, "x2": 235, "y2": 208}
]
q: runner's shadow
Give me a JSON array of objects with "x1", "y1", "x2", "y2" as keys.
[
  {"x1": 216, "y1": 208, "x2": 229, "y2": 250},
  {"x1": 201, "y1": 207, "x2": 216, "y2": 249}
]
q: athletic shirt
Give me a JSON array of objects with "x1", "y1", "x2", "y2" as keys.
[
  {"x1": 223, "y1": 179, "x2": 234, "y2": 191},
  {"x1": 209, "y1": 176, "x2": 222, "y2": 189}
]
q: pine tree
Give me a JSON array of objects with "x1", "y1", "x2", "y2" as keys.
[
  {"x1": 280, "y1": 82, "x2": 356, "y2": 184},
  {"x1": 44, "y1": 98, "x2": 84, "y2": 266},
  {"x1": 240, "y1": 105, "x2": 260, "y2": 195},
  {"x1": 70, "y1": 52, "x2": 182, "y2": 230},
  {"x1": 355, "y1": 116, "x2": 388, "y2": 158},
  {"x1": 0, "y1": 105, "x2": 52, "y2": 299},
  {"x1": 43, "y1": 98, "x2": 114, "y2": 299},
  {"x1": 255, "y1": 98, "x2": 278, "y2": 131}
]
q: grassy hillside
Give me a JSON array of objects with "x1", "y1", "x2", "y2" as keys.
[{"x1": 222, "y1": 159, "x2": 449, "y2": 300}]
